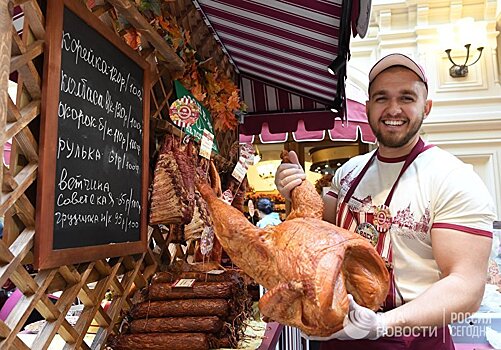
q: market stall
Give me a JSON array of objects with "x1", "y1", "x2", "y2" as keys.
[
  {"x1": 0, "y1": 0, "x2": 362, "y2": 349},
  {"x1": 0, "y1": 0, "x2": 255, "y2": 348}
]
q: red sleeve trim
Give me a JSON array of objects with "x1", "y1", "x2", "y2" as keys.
[
  {"x1": 432, "y1": 223, "x2": 493, "y2": 238},
  {"x1": 326, "y1": 191, "x2": 337, "y2": 198}
]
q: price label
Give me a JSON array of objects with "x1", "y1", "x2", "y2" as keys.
[
  {"x1": 173, "y1": 278, "x2": 196, "y2": 288},
  {"x1": 231, "y1": 160, "x2": 248, "y2": 182},
  {"x1": 240, "y1": 143, "x2": 256, "y2": 166},
  {"x1": 199, "y1": 129, "x2": 214, "y2": 159},
  {"x1": 200, "y1": 226, "x2": 214, "y2": 255},
  {"x1": 221, "y1": 189, "x2": 234, "y2": 205}
]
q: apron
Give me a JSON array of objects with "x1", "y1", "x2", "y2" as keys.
[{"x1": 320, "y1": 139, "x2": 455, "y2": 350}]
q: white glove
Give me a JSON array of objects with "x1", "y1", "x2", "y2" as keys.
[
  {"x1": 301, "y1": 294, "x2": 387, "y2": 341},
  {"x1": 274, "y1": 151, "x2": 306, "y2": 200}
]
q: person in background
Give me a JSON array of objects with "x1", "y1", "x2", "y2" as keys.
[
  {"x1": 274, "y1": 53, "x2": 496, "y2": 349},
  {"x1": 256, "y1": 198, "x2": 282, "y2": 228}
]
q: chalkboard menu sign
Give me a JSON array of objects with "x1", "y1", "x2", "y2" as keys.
[{"x1": 35, "y1": 0, "x2": 150, "y2": 269}]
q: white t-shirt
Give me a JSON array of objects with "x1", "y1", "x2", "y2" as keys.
[{"x1": 330, "y1": 144, "x2": 496, "y2": 302}]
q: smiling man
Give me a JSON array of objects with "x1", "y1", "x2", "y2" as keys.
[
  {"x1": 366, "y1": 54, "x2": 431, "y2": 154},
  {"x1": 275, "y1": 53, "x2": 496, "y2": 349}
]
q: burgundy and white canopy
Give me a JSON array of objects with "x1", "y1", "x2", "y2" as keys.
[
  {"x1": 196, "y1": 0, "x2": 350, "y2": 102},
  {"x1": 194, "y1": 0, "x2": 374, "y2": 143}
]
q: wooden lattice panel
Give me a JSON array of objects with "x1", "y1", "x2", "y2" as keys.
[
  {"x1": 0, "y1": 0, "x2": 240, "y2": 349},
  {"x1": 0, "y1": 0, "x2": 211, "y2": 349}
]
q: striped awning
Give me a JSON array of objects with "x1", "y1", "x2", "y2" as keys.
[
  {"x1": 195, "y1": 0, "x2": 374, "y2": 143},
  {"x1": 239, "y1": 98, "x2": 375, "y2": 144},
  {"x1": 195, "y1": 0, "x2": 356, "y2": 105}
]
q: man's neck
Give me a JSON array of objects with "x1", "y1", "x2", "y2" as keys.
[{"x1": 378, "y1": 137, "x2": 420, "y2": 159}]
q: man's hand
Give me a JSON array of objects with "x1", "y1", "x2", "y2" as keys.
[
  {"x1": 274, "y1": 151, "x2": 306, "y2": 200},
  {"x1": 301, "y1": 295, "x2": 387, "y2": 341}
]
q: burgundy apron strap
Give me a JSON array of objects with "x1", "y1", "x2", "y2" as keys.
[
  {"x1": 337, "y1": 201, "x2": 359, "y2": 234},
  {"x1": 342, "y1": 151, "x2": 377, "y2": 205},
  {"x1": 336, "y1": 151, "x2": 377, "y2": 226},
  {"x1": 382, "y1": 138, "x2": 425, "y2": 207}
]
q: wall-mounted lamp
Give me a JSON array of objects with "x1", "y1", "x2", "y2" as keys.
[
  {"x1": 445, "y1": 44, "x2": 484, "y2": 78},
  {"x1": 327, "y1": 48, "x2": 349, "y2": 121},
  {"x1": 327, "y1": 55, "x2": 346, "y2": 76},
  {"x1": 330, "y1": 96, "x2": 343, "y2": 113}
]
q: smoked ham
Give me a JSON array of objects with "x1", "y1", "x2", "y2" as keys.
[
  {"x1": 197, "y1": 157, "x2": 390, "y2": 337},
  {"x1": 208, "y1": 160, "x2": 222, "y2": 197}
]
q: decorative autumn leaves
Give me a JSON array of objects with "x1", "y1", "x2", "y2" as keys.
[{"x1": 118, "y1": 3, "x2": 245, "y2": 132}]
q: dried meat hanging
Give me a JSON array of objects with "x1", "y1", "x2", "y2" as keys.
[
  {"x1": 184, "y1": 190, "x2": 212, "y2": 242},
  {"x1": 149, "y1": 134, "x2": 196, "y2": 225},
  {"x1": 149, "y1": 94, "x2": 202, "y2": 225}
]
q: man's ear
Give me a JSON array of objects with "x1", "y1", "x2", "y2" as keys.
[{"x1": 424, "y1": 99, "x2": 432, "y2": 118}]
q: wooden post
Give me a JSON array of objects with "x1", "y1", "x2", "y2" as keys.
[{"x1": 0, "y1": 1, "x2": 12, "y2": 189}]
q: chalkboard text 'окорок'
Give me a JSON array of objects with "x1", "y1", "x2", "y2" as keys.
[{"x1": 50, "y1": 7, "x2": 145, "y2": 250}]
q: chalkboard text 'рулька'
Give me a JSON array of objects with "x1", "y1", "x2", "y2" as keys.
[{"x1": 49, "y1": 7, "x2": 145, "y2": 250}]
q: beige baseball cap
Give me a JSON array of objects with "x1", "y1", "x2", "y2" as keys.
[{"x1": 369, "y1": 53, "x2": 428, "y2": 89}]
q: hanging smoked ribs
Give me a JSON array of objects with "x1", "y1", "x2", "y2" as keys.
[{"x1": 149, "y1": 134, "x2": 195, "y2": 225}]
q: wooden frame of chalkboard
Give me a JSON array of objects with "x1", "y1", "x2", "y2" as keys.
[{"x1": 35, "y1": 0, "x2": 150, "y2": 269}]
